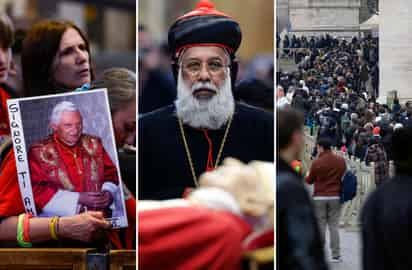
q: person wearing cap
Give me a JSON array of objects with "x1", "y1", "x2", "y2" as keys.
[
  {"x1": 138, "y1": 0, "x2": 273, "y2": 200},
  {"x1": 365, "y1": 125, "x2": 388, "y2": 186},
  {"x1": 372, "y1": 126, "x2": 381, "y2": 137}
]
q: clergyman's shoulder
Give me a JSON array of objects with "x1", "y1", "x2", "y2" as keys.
[{"x1": 139, "y1": 105, "x2": 176, "y2": 127}]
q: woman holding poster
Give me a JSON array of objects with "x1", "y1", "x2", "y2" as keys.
[{"x1": 0, "y1": 19, "x2": 134, "y2": 248}]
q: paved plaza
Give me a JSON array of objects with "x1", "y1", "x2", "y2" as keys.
[{"x1": 325, "y1": 229, "x2": 362, "y2": 270}]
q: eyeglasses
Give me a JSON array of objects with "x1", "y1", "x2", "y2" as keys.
[{"x1": 180, "y1": 59, "x2": 229, "y2": 77}]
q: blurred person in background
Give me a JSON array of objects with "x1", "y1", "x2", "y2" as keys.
[
  {"x1": 6, "y1": 28, "x2": 25, "y2": 97},
  {"x1": 138, "y1": 24, "x2": 176, "y2": 114},
  {"x1": 92, "y1": 67, "x2": 136, "y2": 195},
  {"x1": 362, "y1": 126, "x2": 412, "y2": 270},
  {"x1": 364, "y1": 127, "x2": 389, "y2": 186},
  {"x1": 277, "y1": 107, "x2": 328, "y2": 270},
  {"x1": 0, "y1": 14, "x2": 18, "y2": 146},
  {"x1": 234, "y1": 61, "x2": 274, "y2": 112},
  {"x1": 94, "y1": 67, "x2": 136, "y2": 149},
  {"x1": 92, "y1": 67, "x2": 137, "y2": 248},
  {"x1": 277, "y1": 85, "x2": 292, "y2": 108},
  {"x1": 242, "y1": 54, "x2": 273, "y2": 86},
  {"x1": 235, "y1": 78, "x2": 274, "y2": 112}
]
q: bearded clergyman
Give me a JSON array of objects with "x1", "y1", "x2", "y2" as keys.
[{"x1": 138, "y1": 0, "x2": 274, "y2": 200}]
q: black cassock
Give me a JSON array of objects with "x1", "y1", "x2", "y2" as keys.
[{"x1": 138, "y1": 103, "x2": 274, "y2": 200}]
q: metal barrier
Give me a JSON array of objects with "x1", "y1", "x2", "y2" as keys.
[{"x1": 302, "y1": 127, "x2": 316, "y2": 173}]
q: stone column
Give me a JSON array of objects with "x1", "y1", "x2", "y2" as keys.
[
  {"x1": 277, "y1": 0, "x2": 290, "y2": 33},
  {"x1": 379, "y1": 0, "x2": 412, "y2": 103}
]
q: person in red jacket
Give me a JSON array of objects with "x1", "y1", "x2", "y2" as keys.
[{"x1": 306, "y1": 137, "x2": 346, "y2": 262}]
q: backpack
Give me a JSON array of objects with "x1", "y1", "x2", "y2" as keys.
[{"x1": 341, "y1": 170, "x2": 357, "y2": 203}]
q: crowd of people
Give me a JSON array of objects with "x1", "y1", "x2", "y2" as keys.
[
  {"x1": 276, "y1": 34, "x2": 397, "y2": 186},
  {"x1": 278, "y1": 34, "x2": 378, "y2": 96}
]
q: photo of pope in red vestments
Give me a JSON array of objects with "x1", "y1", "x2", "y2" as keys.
[{"x1": 27, "y1": 101, "x2": 119, "y2": 218}]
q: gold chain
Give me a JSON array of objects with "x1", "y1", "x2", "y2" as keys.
[{"x1": 178, "y1": 115, "x2": 233, "y2": 187}]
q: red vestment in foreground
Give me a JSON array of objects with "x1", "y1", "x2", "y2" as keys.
[{"x1": 139, "y1": 206, "x2": 252, "y2": 270}]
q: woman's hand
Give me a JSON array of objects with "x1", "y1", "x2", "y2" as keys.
[{"x1": 58, "y1": 211, "x2": 111, "y2": 242}]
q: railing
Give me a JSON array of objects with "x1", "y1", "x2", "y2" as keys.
[
  {"x1": 302, "y1": 127, "x2": 317, "y2": 172},
  {"x1": 0, "y1": 248, "x2": 136, "y2": 270}
]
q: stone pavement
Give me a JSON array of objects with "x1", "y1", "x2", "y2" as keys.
[{"x1": 325, "y1": 228, "x2": 362, "y2": 270}]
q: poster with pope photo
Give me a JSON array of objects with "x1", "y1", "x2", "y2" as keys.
[{"x1": 7, "y1": 89, "x2": 128, "y2": 228}]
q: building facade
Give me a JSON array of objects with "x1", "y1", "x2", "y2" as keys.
[{"x1": 281, "y1": 0, "x2": 361, "y2": 38}]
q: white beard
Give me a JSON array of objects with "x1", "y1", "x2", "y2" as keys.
[{"x1": 175, "y1": 67, "x2": 235, "y2": 130}]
